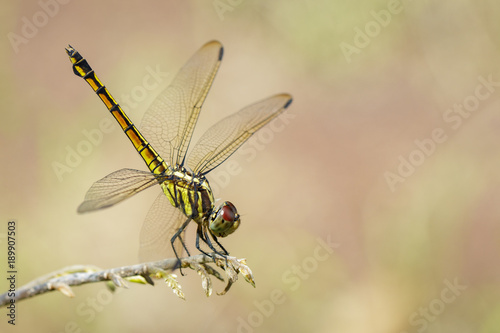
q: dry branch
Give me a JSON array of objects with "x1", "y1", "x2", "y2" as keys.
[{"x1": 0, "y1": 253, "x2": 255, "y2": 307}]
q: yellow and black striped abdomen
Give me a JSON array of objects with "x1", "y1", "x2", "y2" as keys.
[
  {"x1": 66, "y1": 46, "x2": 167, "y2": 175},
  {"x1": 161, "y1": 170, "x2": 214, "y2": 222}
]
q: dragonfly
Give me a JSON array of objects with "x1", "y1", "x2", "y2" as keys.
[{"x1": 65, "y1": 40, "x2": 292, "y2": 265}]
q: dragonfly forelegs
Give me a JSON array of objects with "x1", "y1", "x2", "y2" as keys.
[
  {"x1": 209, "y1": 232, "x2": 229, "y2": 256},
  {"x1": 207, "y1": 230, "x2": 230, "y2": 267},
  {"x1": 195, "y1": 223, "x2": 229, "y2": 265}
]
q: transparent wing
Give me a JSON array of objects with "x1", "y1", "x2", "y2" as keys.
[
  {"x1": 77, "y1": 168, "x2": 165, "y2": 213},
  {"x1": 140, "y1": 40, "x2": 223, "y2": 167},
  {"x1": 138, "y1": 192, "x2": 188, "y2": 262},
  {"x1": 187, "y1": 94, "x2": 293, "y2": 175}
]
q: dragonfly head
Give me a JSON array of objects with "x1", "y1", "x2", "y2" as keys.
[{"x1": 209, "y1": 201, "x2": 240, "y2": 237}]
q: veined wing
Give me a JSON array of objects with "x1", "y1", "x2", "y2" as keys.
[
  {"x1": 139, "y1": 192, "x2": 187, "y2": 262},
  {"x1": 77, "y1": 168, "x2": 167, "y2": 213},
  {"x1": 187, "y1": 94, "x2": 293, "y2": 175},
  {"x1": 140, "y1": 40, "x2": 223, "y2": 168}
]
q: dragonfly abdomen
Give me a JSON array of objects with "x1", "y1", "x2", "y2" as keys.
[
  {"x1": 161, "y1": 170, "x2": 214, "y2": 222},
  {"x1": 65, "y1": 46, "x2": 168, "y2": 175}
]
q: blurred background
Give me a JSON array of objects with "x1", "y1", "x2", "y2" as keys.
[{"x1": 1, "y1": 0, "x2": 500, "y2": 332}]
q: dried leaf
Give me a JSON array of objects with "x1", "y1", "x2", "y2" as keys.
[
  {"x1": 164, "y1": 274, "x2": 185, "y2": 300},
  {"x1": 201, "y1": 263, "x2": 224, "y2": 282},
  {"x1": 237, "y1": 259, "x2": 256, "y2": 288}
]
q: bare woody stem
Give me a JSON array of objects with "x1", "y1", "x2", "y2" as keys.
[{"x1": 0, "y1": 253, "x2": 255, "y2": 306}]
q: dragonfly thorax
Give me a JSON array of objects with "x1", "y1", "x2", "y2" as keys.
[
  {"x1": 208, "y1": 201, "x2": 240, "y2": 237},
  {"x1": 161, "y1": 166, "x2": 215, "y2": 223}
]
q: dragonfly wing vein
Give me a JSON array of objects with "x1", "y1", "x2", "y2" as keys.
[
  {"x1": 139, "y1": 192, "x2": 188, "y2": 262},
  {"x1": 77, "y1": 168, "x2": 165, "y2": 213},
  {"x1": 140, "y1": 40, "x2": 223, "y2": 167},
  {"x1": 187, "y1": 94, "x2": 293, "y2": 175}
]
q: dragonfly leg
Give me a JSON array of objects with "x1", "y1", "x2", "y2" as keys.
[
  {"x1": 177, "y1": 233, "x2": 191, "y2": 257},
  {"x1": 199, "y1": 225, "x2": 229, "y2": 266},
  {"x1": 170, "y1": 217, "x2": 192, "y2": 275},
  {"x1": 210, "y1": 232, "x2": 230, "y2": 266},
  {"x1": 195, "y1": 224, "x2": 213, "y2": 259},
  {"x1": 211, "y1": 235, "x2": 229, "y2": 255}
]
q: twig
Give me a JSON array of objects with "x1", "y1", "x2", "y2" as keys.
[{"x1": 0, "y1": 253, "x2": 255, "y2": 307}]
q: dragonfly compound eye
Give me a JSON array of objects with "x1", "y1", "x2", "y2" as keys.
[
  {"x1": 221, "y1": 202, "x2": 236, "y2": 221},
  {"x1": 209, "y1": 201, "x2": 240, "y2": 237}
]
